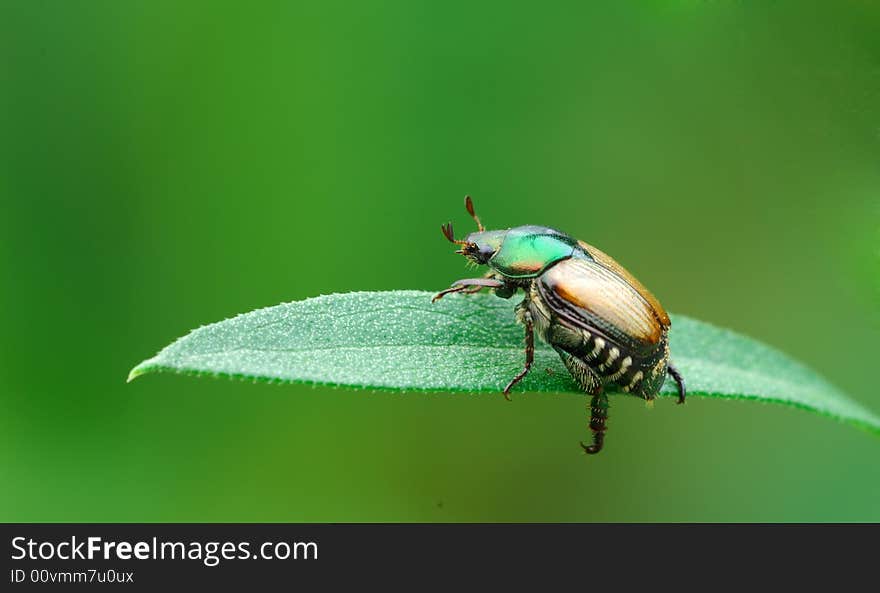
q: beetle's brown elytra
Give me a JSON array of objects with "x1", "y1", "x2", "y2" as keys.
[
  {"x1": 576, "y1": 239, "x2": 670, "y2": 327},
  {"x1": 434, "y1": 196, "x2": 686, "y2": 455},
  {"x1": 540, "y1": 257, "x2": 665, "y2": 345}
]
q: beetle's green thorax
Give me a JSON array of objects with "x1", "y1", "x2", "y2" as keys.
[
  {"x1": 458, "y1": 222, "x2": 590, "y2": 278},
  {"x1": 486, "y1": 225, "x2": 583, "y2": 278}
]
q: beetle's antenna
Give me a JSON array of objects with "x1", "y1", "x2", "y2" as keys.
[
  {"x1": 464, "y1": 195, "x2": 484, "y2": 232},
  {"x1": 441, "y1": 222, "x2": 468, "y2": 249}
]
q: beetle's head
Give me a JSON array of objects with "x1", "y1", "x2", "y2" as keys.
[{"x1": 441, "y1": 196, "x2": 505, "y2": 265}]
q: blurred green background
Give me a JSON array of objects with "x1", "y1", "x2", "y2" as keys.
[{"x1": 1, "y1": 1, "x2": 878, "y2": 522}]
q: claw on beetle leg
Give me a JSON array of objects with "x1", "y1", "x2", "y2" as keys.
[{"x1": 580, "y1": 435, "x2": 604, "y2": 455}]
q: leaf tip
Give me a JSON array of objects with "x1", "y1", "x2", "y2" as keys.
[{"x1": 127, "y1": 362, "x2": 152, "y2": 383}]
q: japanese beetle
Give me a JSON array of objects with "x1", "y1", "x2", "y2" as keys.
[{"x1": 433, "y1": 196, "x2": 685, "y2": 455}]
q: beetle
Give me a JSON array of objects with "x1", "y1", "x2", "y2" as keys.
[{"x1": 433, "y1": 196, "x2": 685, "y2": 455}]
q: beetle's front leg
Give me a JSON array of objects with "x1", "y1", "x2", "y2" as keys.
[
  {"x1": 475, "y1": 271, "x2": 516, "y2": 299},
  {"x1": 431, "y1": 277, "x2": 505, "y2": 302},
  {"x1": 502, "y1": 302, "x2": 534, "y2": 400},
  {"x1": 458, "y1": 271, "x2": 499, "y2": 295}
]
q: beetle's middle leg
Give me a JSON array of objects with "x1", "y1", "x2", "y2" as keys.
[{"x1": 502, "y1": 301, "x2": 534, "y2": 400}]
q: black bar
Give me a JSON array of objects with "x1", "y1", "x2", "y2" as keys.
[{"x1": 0, "y1": 523, "x2": 873, "y2": 589}]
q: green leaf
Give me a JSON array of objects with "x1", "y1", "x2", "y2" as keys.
[{"x1": 129, "y1": 290, "x2": 880, "y2": 434}]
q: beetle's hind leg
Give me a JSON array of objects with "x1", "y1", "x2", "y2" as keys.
[
  {"x1": 552, "y1": 349, "x2": 608, "y2": 454},
  {"x1": 502, "y1": 301, "x2": 535, "y2": 400},
  {"x1": 667, "y1": 363, "x2": 686, "y2": 404},
  {"x1": 582, "y1": 391, "x2": 609, "y2": 455},
  {"x1": 555, "y1": 347, "x2": 602, "y2": 395}
]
